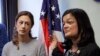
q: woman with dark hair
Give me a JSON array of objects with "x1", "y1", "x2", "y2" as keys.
[
  {"x1": 50, "y1": 8, "x2": 100, "y2": 56},
  {"x1": 2, "y1": 11, "x2": 46, "y2": 56}
]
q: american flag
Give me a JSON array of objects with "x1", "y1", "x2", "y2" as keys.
[{"x1": 39, "y1": 0, "x2": 63, "y2": 55}]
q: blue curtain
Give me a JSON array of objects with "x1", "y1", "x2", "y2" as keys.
[{"x1": 1, "y1": 0, "x2": 18, "y2": 40}]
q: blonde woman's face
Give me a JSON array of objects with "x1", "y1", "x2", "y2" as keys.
[
  {"x1": 16, "y1": 15, "x2": 32, "y2": 36},
  {"x1": 63, "y1": 13, "x2": 78, "y2": 39}
]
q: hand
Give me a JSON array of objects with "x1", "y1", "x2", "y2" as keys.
[
  {"x1": 49, "y1": 34, "x2": 58, "y2": 50},
  {"x1": 49, "y1": 34, "x2": 58, "y2": 56}
]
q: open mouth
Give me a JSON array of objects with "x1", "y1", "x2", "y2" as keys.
[{"x1": 64, "y1": 29, "x2": 69, "y2": 33}]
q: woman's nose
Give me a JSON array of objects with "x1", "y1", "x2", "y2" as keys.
[
  {"x1": 22, "y1": 23, "x2": 26, "y2": 28},
  {"x1": 64, "y1": 23, "x2": 69, "y2": 28}
]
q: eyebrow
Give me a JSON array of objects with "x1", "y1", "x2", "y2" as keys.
[{"x1": 63, "y1": 18, "x2": 72, "y2": 21}]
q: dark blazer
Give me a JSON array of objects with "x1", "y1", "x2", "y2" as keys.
[
  {"x1": 0, "y1": 24, "x2": 8, "y2": 56},
  {"x1": 52, "y1": 43, "x2": 100, "y2": 56}
]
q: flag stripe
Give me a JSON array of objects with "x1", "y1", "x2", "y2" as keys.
[{"x1": 41, "y1": 18, "x2": 50, "y2": 51}]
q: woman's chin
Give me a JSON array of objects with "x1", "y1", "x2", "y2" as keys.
[
  {"x1": 65, "y1": 34, "x2": 73, "y2": 39},
  {"x1": 65, "y1": 33, "x2": 71, "y2": 37}
]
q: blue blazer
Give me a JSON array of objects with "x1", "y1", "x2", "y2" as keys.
[{"x1": 0, "y1": 24, "x2": 8, "y2": 56}]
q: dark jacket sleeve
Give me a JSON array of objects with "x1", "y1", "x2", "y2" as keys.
[
  {"x1": 52, "y1": 46, "x2": 64, "y2": 56},
  {"x1": 88, "y1": 47, "x2": 100, "y2": 56},
  {"x1": 80, "y1": 43, "x2": 100, "y2": 56}
]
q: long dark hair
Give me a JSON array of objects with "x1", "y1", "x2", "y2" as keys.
[
  {"x1": 62, "y1": 8, "x2": 95, "y2": 49},
  {"x1": 12, "y1": 11, "x2": 34, "y2": 49}
]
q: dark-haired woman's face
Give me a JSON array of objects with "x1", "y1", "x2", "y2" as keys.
[
  {"x1": 63, "y1": 13, "x2": 78, "y2": 39},
  {"x1": 16, "y1": 15, "x2": 32, "y2": 36}
]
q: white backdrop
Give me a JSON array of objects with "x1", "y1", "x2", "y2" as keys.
[{"x1": 18, "y1": 0, "x2": 100, "y2": 47}]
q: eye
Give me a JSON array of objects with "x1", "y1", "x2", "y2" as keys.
[
  {"x1": 19, "y1": 21, "x2": 23, "y2": 24},
  {"x1": 67, "y1": 20, "x2": 74, "y2": 24},
  {"x1": 26, "y1": 23, "x2": 29, "y2": 25},
  {"x1": 25, "y1": 22, "x2": 30, "y2": 26}
]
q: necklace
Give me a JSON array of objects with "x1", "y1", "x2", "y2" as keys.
[
  {"x1": 69, "y1": 49, "x2": 80, "y2": 55},
  {"x1": 22, "y1": 55, "x2": 26, "y2": 56}
]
